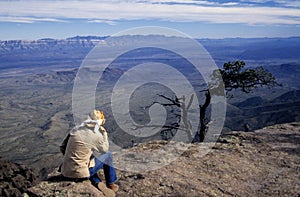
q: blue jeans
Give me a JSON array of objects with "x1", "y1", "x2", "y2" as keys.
[{"x1": 89, "y1": 152, "x2": 117, "y2": 185}]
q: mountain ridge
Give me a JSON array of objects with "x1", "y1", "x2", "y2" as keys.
[
  {"x1": 1, "y1": 35, "x2": 300, "y2": 55},
  {"x1": 1, "y1": 35, "x2": 299, "y2": 79}
]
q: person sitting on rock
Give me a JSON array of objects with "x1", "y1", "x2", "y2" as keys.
[{"x1": 60, "y1": 110, "x2": 119, "y2": 196}]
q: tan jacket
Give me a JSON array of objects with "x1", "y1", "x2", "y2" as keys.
[{"x1": 60, "y1": 126, "x2": 109, "y2": 178}]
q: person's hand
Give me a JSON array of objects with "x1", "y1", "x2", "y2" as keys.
[{"x1": 100, "y1": 126, "x2": 107, "y2": 133}]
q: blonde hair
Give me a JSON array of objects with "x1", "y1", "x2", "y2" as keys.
[{"x1": 88, "y1": 110, "x2": 105, "y2": 126}]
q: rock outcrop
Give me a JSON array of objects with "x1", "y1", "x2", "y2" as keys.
[
  {"x1": 26, "y1": 172, "x2": 105, "y2": 197},
  {"x1": 0, "y1": 157, "x2": 39, "y2": 197},
  {"x1": 1, "y1": 122, "x2": 299, "y2": 196},
  {"x1": 115, "y1": 122, "x2": 300, "y2": 196}
]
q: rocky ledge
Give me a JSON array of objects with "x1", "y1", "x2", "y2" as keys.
[
  {"x1": 26, "y1": 173, "x2": 104, "y2": 197},
  {"x1": 2, "y1": 122, "x2": 299, "y2": 196},
  {"x1": 0, "y1": 157, "x2": 39, "y2": 196}
]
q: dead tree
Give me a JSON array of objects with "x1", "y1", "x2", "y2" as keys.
[{"x1": 132, "y1": 94, "x2": 194, "y2": 141}]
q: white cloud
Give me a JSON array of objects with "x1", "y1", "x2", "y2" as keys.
[
  {"x1": 87, "y1": 19, "x2": 118, "y2": 25},
  {"x1": 141, "y1": 0, "x2": 217, "y2": 5},
  {"x1": 0, "y1": 0, "x2": 299, "y2": 25},
  {"x1": 0, "y1": 16, "x2": 67, "y2": 23}
]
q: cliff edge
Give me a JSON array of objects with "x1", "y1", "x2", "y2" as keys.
[{"x1": 2, "y1": 122, "x2": 299, "y2": 197}]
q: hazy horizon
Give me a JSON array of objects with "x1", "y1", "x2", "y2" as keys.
[{"x1": 1, "y1": 34, "x2": 300, "y2": 42}]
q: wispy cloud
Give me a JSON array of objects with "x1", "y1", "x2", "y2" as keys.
[
  {"x1": 0, "y1": 0, "x2": 299, "y2": 25},
  {"x1": 87, "y1": 19, "x2": 118, "y2": 25},
  {"x1": 0, "y1": 16, "x2": 67, "y2": 23}
]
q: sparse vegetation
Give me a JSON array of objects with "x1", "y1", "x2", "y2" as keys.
[{"x1": 195, "y1": 60, "x2": 281, "y2": 142}]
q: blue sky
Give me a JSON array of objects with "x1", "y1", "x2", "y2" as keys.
[{"x1": 0, "y1": 0, "x2": 300, "y2": 40}]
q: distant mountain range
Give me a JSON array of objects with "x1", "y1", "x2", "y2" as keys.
[
  {"x1": 199, "y1": 37, "x2": 300, "y2": 63},
  {"x1": 1, "y1": 36, "x2": 300, "y2": 63},
  {"x1": 0, "y1": 36, "x2": 107, "y2": 50},
  {"x1": 0, "y1": 36, "x2": 103, "y2": 74},
  {"x1": 1, "y1": 35, "x2": 300, "y2": 79}
]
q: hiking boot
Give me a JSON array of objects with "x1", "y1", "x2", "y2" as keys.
[
  {"x1": 108, "y1": 183, "x2": 119, "y2": 192},
  {"x1": 97, "y1": 182, "x2": 115, "y2": 197}
]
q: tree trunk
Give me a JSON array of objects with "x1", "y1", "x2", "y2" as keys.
[{"x1": 199, "y1": 90, "x2": 211, "y2": 142}]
